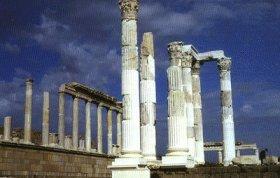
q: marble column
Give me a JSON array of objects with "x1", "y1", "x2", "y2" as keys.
[
  {"x1": 192, "y1": 61, "x2": 205, "y2": 164},
  {"x1": 85, "y1": 101, "x2": 91, "y2": 152},
  {"x1": 140, "y1": 32, "x2": 156, "y2": 161},
  {"x1": 3, "y1": 116, "x2": 12, "y2": 141},
  {"x1": 97, "y1": 103, "x2": 103, "y2": 153},
  {"x1": 162, "y1": 42, "x2": 194, "y2": 168},
  {"x1": 254, "y1": 149, "x2": 259, "y2": 157},
  {"x1": 72, "y1": 97, "x2": 79, "y2": 150},
  {"x1": 117, "y1": 112, "x2": 122, "y2": 150},
  {"x1": 58, "y1": 91, "x2": 65, "y2": 147},
  {"x1": 217, "y1": 58, "x2": 236, "y2": 166},
  {"x1": 182, "y1": 50, "x2": 195, "y2": 160},
  {"x1": 42, "y1": 92, "x2": 50, "y2": 146},
  {"x1": 24, "y1": 78, "x2": 33, "y2": 144},
  {"x1": 119, "y1": 0, "x2": 141, "y2": 158},
  {"x1": 107, "y1": 108, "x2": 113, "y2": 155},
  {"x1": 218, "y1": 150, "x2": 223, "y2": 164},
  {"x1": 236, "y1": 149, "x2": 241, "y2": 157}
]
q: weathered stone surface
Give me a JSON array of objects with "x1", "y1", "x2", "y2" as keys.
[
  {"x1": 3, "y1": 116, "x2": 12, "y2": 141},
  {"x1": 24, "y1": 79, "x2": 33, "y2": 144},
  {"x1": 168, "y1": 91, "x2": 185, "y2": 117},
  {"x1": 119, "y1": 0, "x2": 139, "y2": 20},
  {"x1": 72, "y1": 97, "x2": 79, "y2": 150},
  {"x1": 0, "y1": 142, "x2": 113, "y2": 177},
  {"x1": 233, "y1": 155, "x2": 261, "y2": 165},
  {"x1": 58, "y1": 91, "x2": 65, "y2": 147},
  {"x1": 97, "y1": 104, "x2": 103, "y2": 154},
  {"x1": 42, "y1": 92, "x2": 49, "y2": 146}
]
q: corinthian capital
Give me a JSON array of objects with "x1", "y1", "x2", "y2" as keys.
[
  {"x1": 168, "y1": 42, "x2": 184, "y2": 66},
  {"x1": 181, "y1": 52, "x2": 193, "y2": 68},
  {"x1": 217, "y1": 58, "x2": 231, "y2": 71},
  {"x1": 119, "y1": 0, "x2": 139, "y2": 20},
  {"x1": 192, "y1": 60, "x2": 201, "y2": 75}
]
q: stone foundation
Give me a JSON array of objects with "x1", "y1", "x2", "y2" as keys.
[
  {"x1": 151, "y1": 165, "x2": 280, "y2": 178},
  {"x1": 0, "y1": 142, "x2": 113, "y2": 177}
]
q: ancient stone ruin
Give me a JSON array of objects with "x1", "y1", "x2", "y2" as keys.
[{"x1": 0, "y1": 0, "x2": 279, "y2": 178}]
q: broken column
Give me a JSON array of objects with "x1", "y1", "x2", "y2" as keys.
[
  {"x1": 181, "y1": 49, "x2": 195, "y2": 160},
  {"x1": 42, "y1": 92, "x2": 50, "y2": 146},
  {"x1": 140, "y1": 32, "x2": 156, "y2": 161},
  {"x1": 192, "y1": 61, "x2": 205, "y2": 164},
  {"x1": 72, "y1": 96, "x2": 79, "y2": 150},
  {"x1": 85, "y1": 101, "x2": 91, "y2": 152},
  {"x1": 162, "y1": 42, "x2": 194, "y2": 168},
  {"x1": 3, "y1": 116, "x2": 12, "y2": 141},
  {"x1": 58, "y1": 89, "x2": 65, "y2": 147},
  {"x1": 97, "y1": 103, "x2": 103, "y2": 153},
  {"x1": 119, "y1": 0, "x2": 141, "y2": 158},
  {"x1": 24, "y1": 78, "x2": 33, "y2": 144},
  {"x1": 217, "y1": 58, "x2": 236, "y2": 166},
  {"x1": 107, "y1": 108, "x2": 113, "y2": 155}
]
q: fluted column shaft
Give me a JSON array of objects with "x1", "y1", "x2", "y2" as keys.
[
  {"x1": 85, "y1": 101, "x2": 91, "y2": 152},
  {"x1": 97, "y1": 104, "x2": 103, "y2": 153},
  {"x1": 107, "y1": 109, "x2": 113, "y2": 155},
  {"x1": 166, "y1": 42, "x2": 188, "y2": 155},
  {"x1": 58, "y1": 91, "x2": 65, "y2": 147},
  {"x1": 119, "y1": 0, "x2": 141, "y2": 157},
  {"x1": 4, "y1": 116, "x2": 12, "y2": 141},
  {"x1": 140, "y1": 32, "x2": 156, "y2": 160},
  {"x1": 218, "y1": 59, "x2": 236, "y2": 166},
  {"x1": 24, "y1": 79, "x2": 33, "y2": 143},
  {"x1": 117, "y1": 112, "x2": 122, "y2": 150},
  {"x1": 182, "y1": 52, "x2": 195, "y2": 159},
  {"x1": 42, "y1": 92, "x2": 50, "y2": 146},
  {"x1": 192, "y1": 61, "x2": 205, "y2": 164},
  {"x1": 72, "y1": 97, "x2": 79, "y2": 150}
]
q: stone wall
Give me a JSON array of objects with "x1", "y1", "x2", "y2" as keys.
[
  {"x1": 0, "y1": 142, "x2": 113, "y2": 177},
  {"x1": 151, "y1": 165, "x2": 280, "y2": 178}
]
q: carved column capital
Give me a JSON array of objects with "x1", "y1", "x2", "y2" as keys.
[
  {"x1": 119, "y1": 0, "x2": 139, "y2": 20},
  {"x1": 168, "y1": 41, "x2": 184, "y2": 66},
  {"x1": 181, "y1": 52, "x2": 193, "y2": 68},
  {"x1": 192, "y1": 60, "x2": 201, "y2": 75},
  {"x1": 217, "y1": 58, "x2": 231, "y2": 71}
]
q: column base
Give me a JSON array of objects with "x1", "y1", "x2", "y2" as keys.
[
  {"x1": 162, "y1": 155, "x2": 195, "y2": 168},
  {"x1": 109, "y1": 157, "x2": 150, "y2": 178}
]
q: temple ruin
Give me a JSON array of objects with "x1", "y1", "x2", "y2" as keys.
[{"x1": 0, "y1": 0, "x2": 278, "y2": 177}]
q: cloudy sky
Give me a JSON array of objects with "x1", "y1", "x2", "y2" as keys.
[{"x1": 0, "y1": 0, "x2": 279, "y2": 160}]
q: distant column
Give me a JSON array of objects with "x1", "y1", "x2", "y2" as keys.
[
  {"x1": 72, "y1": 96, "x2": 79, "y2": 150},
  {"x1": 117, "y1": 112, "x2": 122, "y2": 150},
  {"x1": 24, "y1": 79, "x2": 33, "y2": 144},
  {"x1": 58, "y1": 91, "x2": 65, "y2": 147},
  {"x1": 218, "y1": 150, "x2": 223, "y2": 164},
  {"x1": 217, "y1": 58, "x2": 236, "y2": 166},
  {"x1": 140, "y1": 32, "x2": 156, "y2": 160},
  {"x1": 254, "y1": 149, "x2": 259, "y2": 157},
  {"x1": 85, "y1": 101, "x2": 91, "y2": 152},
  {"x1": 107, "y1": 108, "x2": 113, "y2": 155},
  {"x1": 42, "y1": 92, "x2": 50, "y2": 146},
  {"x1": 192, "y1": 61, "x2": 205, "y2": 164},
  {"x1": 236, "y1": 149, "x2": 241, "y2": 157},
  {"x1": 3, "y1": 116, "x2": 12, "y2": 141},
  {"x1": 97, "y1": 103, "x2": 103, "y2": 153},
  {"x1": 182, "y1": 49, "x2": 195, "y2": 159}
]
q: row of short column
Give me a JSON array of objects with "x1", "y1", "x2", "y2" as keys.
[
  {"x1": 57, "y1": 92, "x2": 122, "y2": 154},
  {"x1": 2, "y1": 78, "x2": 122, "y2": 154}
]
